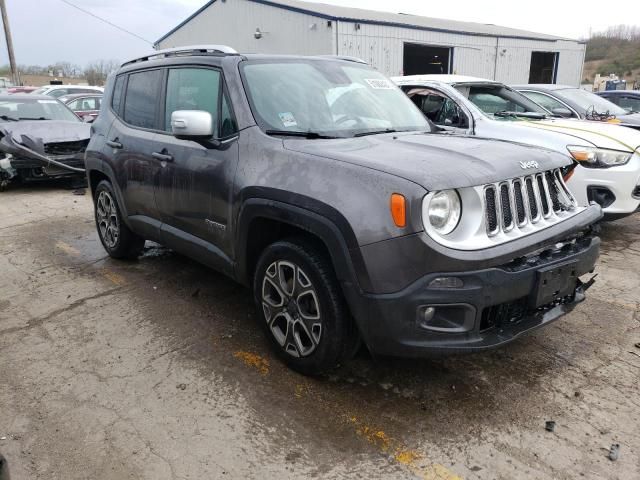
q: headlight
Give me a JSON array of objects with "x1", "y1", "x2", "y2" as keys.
[
  {"x1": 567, "y1": 146, "x2": 632, "y2": 168},
  {"x1": 425, "y1": 190, "x2": 461, "y2": 235}
]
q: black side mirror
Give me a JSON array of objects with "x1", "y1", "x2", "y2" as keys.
[{"x1": 551, "y1": 107, "x2": 573, "y2": 118}]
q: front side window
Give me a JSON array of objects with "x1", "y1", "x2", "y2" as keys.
[
  {"x1": 241, "y1": 59, "x2": 430, "y2": 137},
  {"x1": 521, "y1": 91, "x2": 567, "y2": 113},
  {"x1": 617, "y1": 96, "x2": 640, "y2": 113},
  {"x1": 164, "y1": 68, "x2": 220, "y2": 133},
  {"x1": 555, "y1": 88, "x2": 627, "y2": 116},
  {"x1": 123, "y1": 69, "x2": 163, "y2": 129},
  {"x1": 461, "y1": 85, "x2": 547, "y2": 120},
  {"x1": 68, "y1": 97, "x2": 99, "y2": 111},
  {"x1": 406, "y1": 88, "x2": 468, "y2": 128}
]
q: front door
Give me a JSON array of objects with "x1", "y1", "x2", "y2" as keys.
[
  {"x1": 154, "y1": 66, "x2": 239, "y2": 258},
  {"x1": 109, "y1": 68, "x2": 165, "y2": 225}
]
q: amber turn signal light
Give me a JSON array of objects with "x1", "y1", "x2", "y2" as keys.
[{"x1": 390, "y1": 193, "x2": 406, "y2": 227}]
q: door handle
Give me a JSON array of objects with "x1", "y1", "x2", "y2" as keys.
[
  {"x1": 106, "y1": 139, "x2": 123, "y2": 149},
  {"x1": 152, "y1": 151, "x2": 174, "y2": 162}
]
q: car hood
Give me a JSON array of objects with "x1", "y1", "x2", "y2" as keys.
[
  {"x1": 283, "y1": 132, "x2": 569, "y2": 191},
  {"x1": 0, "y1": 120, "x2": 90, "y2": 143},
  {"x1": 520, "y1": 118, "x2": 640, "y2": 152}
]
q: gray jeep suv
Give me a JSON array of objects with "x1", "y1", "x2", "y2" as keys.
[{"x1": 85, "y1": 46, "x2": 602, "y2": 375}]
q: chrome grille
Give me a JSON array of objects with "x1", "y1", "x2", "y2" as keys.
[{"x1": 484, "y1": 168, "x2": 576, "y2": 237}]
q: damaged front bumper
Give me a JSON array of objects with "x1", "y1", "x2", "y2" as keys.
[{"x1": 0, "y1": 127, "x2": 88, "y2": 187}]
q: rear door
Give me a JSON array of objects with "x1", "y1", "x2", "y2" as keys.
[
  {"x1": 155, "y1": 65, "x2": 239, "y2": 260},
  {"x1": 106, "y1": 68, "x2": 165, "y2": 234}
]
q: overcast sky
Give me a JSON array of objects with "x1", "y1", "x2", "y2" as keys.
[{"x1": 2, "y1": 0, "x2": 634, "y2": 67}]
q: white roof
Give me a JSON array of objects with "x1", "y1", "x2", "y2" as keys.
[
  {"x1": 392, "y1": 74, "x2": 500, "y2": 85},
  {"x1": 157, "y1": 0, "x2": 579, "y2": 45}
]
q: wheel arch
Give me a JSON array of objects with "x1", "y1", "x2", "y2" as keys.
[
  {"x1": 235, "y1": 193, "x2": 372, "y2": 296},
  {"x1": 86, "y1": 162, "x2": 130, "y2": 221}
]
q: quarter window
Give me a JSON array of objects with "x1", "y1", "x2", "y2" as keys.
[
  {"x1": 165, "y1": 68, "x2": 220, "y2": 134},
  {"x1": 123, "y1": 69, "x2": 163, "y2": 129},
  {"x1": 111, "y1": 75, "x2": 125, "y2": 114},
  {"x1": 220, "y1": 91, "x2": 238, "y2": 137}
]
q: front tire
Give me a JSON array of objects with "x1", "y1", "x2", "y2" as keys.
[
  {"x1": 253, "y1": 239, "x2": 356, "y2": 375},
  {"x1": 94, "y1": 180, "x2": 145, "y2": 259}
]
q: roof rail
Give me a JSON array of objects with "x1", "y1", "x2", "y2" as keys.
[
  {"x1": 318, "y1": 55, "x2": 368, "y2": 64},
  {"x1": 122, "y1": 45, "x2": 238, "y2": 67}
]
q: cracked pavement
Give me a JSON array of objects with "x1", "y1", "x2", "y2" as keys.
[{"x1": 0, "y1": 186, "x2": 639, "y2": 479}]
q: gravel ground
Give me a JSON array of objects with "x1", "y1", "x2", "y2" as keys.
[{"x1": 0, "y1": 185, "x2": 638, "y2": 480}]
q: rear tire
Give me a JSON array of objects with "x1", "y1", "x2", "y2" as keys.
[
  {"x1": 253, "y1": 239, "x2": 356, "y2": 375},
  {"x1": 94, "y1": 180, "x2": 145, "y2": 259}
]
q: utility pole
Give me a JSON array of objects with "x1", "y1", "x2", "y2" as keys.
[{"x1": 0, "y1": 0, "x2": 17, "y2": 86}]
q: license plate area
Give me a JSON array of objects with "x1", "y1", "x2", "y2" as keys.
[{"x1": 531, "y1": 260, "x2": 579, "y2": 308}]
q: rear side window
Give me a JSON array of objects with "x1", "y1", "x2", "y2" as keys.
[
  {"x1": 164, "y1": 68, "x2": 220, "y2": 133},
  {"x1": 111, "y1": 75, "x2": 125, "y2": 113},
  {"x1": 124, "y1": 69, "x2": 163, "y2": 129}
]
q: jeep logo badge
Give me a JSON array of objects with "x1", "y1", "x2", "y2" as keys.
[{"x1": 520, "y1": 161, "x2": 539, "y2": 170}]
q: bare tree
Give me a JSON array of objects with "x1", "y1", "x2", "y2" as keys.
[{"x1": 83, "y1": 59, "x2": 119, "y2": 86}]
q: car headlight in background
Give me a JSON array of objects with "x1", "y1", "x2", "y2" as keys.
[
  {"x1": 424, "y1": 190, "x2": 461, "y2": 235},
  {"x1": 567, "y1": 146, "x2": 632, "y2": 168}
]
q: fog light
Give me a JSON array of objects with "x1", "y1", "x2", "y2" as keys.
[
  {"x1": 428, "y1": 277, "x2": 464, "y2": 289},
  {"x1": 421, "y1": 306, "x2": 436, "y2": 323}
]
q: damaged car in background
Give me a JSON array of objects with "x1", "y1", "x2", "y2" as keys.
[{"x1": 0, "y1": 94, "x2": 90, "y2": 190}]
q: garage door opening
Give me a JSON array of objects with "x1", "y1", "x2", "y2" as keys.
[
  {"x1": 529, "y1": 52, "x2": 559, "y2": 84},
  {"x1": 403, "y1": 43, "x2": 452, "y2": 76}
]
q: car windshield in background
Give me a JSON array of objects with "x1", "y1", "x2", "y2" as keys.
[
  {"x1": 458, "y1": 84, "x2": 548, "y2": 120},
  {"x1": 555, "y1": 88, "x2": 628, "y2": 116},
  {"x1": 0, "y1": 99, "x2": 80, "y2": 122},
  {"x1": 240, "y1": 59, "x2": 430, "y2": 137},
  {"x1": 30, "y1": 87, "x2": 49, "y2": 95}
]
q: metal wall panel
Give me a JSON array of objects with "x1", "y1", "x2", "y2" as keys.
[
  {"x1": 336, "y1": 22, "x2": 585, "y2": 85},
  {"x1": 157, "y1": 0, "x2": 334, "y2": 56}
]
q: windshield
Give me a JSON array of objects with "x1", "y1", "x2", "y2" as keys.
[
  {"x1": 240, "y1": 59, "x2": 430, "y2": 137},
  {"x1": 457, "y1": 84, "x2": 549, "y2": 120},
  {"x1": 31, "y1": 87, "x2": 49, "y2": 95},
  {"x1": 554, "y1": 88, "x2": 628, "y2": 116},
  {"x1": 0, "y1": 99, "x2": 80, "y2": 122}
]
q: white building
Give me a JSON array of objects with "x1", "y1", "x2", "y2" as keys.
[{"x1": 155, "y1": 0, "x2": 586, "y2": 86}]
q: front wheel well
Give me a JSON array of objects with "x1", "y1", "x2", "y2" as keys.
[
  {"x1": 88, "y1": 170, "x2": 110, "y2": 197},
  {"x1": 244, "y1": 217, "x2": 331, "y2": 286}
]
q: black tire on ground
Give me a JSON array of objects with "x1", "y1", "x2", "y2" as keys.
[
  {"x1": 94, "y1": 180, "x2": 145, "y2": 260},
  {"x1": 253, "y1": 238, "x2": 357, "y2": 375}
]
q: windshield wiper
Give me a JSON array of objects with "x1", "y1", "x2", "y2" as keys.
[
  {"x1": 353, "y1": 128, "x2": 398, "y2": 137},
  {"x1": 494, "y1": 111, "x2": 546, "y2": 120},
  {"x1": 20, "y1": 117, "x2": 49, "y2": 121},
  {"x1": 0, "y1": 114, "x2": 19, "y2": 122},
  {"x1": 265, "y1": 129, "x2": 339, "y2": 139}
]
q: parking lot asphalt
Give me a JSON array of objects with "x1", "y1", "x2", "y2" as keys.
[{"x1": 0, "y1": 185, "x2": 639, "y2": 480}]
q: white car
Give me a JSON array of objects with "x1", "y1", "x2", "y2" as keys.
[
  {"x1": 393, "y1": 75, "x2": 640, "y2": 219},
  {"x1": 31, "y1": 85, "x2": 104, "y2": 99}
]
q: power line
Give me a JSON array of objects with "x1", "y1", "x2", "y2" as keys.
[{"x1": 56, "y1": 0, "x2": 153, "y2": 45}]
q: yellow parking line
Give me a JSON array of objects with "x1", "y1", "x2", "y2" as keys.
[
  {"x1": 234, "y1": 351, "x2": 270, "y2": 375},
  {"x1": 101, "y1": 269, "x2": 126, "y2": 286},
  {"x1": 347, "y1": 415, "x2": 462, "y2": 480},
  {"x1": 233, "y1": 355, "x2": 462, "y2": 477},
  {"x1": 55, "y1": 241, "x2": 80, "y2": 257}
]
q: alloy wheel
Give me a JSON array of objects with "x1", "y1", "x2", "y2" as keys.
[
  {"x1": 96, "y1": 190, "x2": 120, "y2": 249},
  {"x1": 261, "y1": 260, "x2": 322, "y2": 358}
]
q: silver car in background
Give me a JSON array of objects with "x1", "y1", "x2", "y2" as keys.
[{"x1": 393, "y1": 75, "x2": 640, "y2": 220}]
